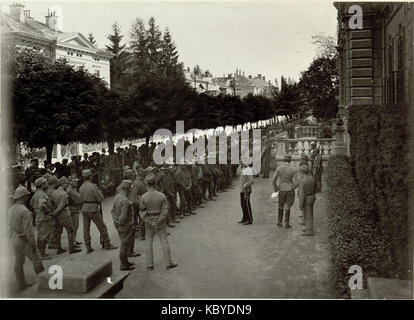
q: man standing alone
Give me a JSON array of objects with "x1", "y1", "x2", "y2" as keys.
[
  {"x1": 239, "y1": 163, "x2": 254, "y2": 225},
  {"x1": 298, "y1": 165, "x2": 316, "y2": 236},
  {"x1": 272, "y1": 155, "x2": 298, "y2": 228}
]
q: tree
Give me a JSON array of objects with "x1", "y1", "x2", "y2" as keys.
[
  {"x1": 10, "y1": 48, "x2": 109, "y2": 162},
  {"x1": 88, "y1": 32, "x2": 97, "y2": 46},
  {"x1": 272, "y1": 76, "x2": 303, "y2": 120},
  {"x1": 311, "y1": 32, "x2": 337, "y2": 59},
  {"x1": 161, "y1": 27, "x2": 184, "y2": 79},
  {"x1": 106, "y1": 22, "x2": 128, "y2": 91}
]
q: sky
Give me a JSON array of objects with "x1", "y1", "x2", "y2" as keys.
[{"x1": 1, "y1": 0, "x2": 338, "y2": 84}]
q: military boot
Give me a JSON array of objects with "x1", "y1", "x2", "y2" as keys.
[
  {"x1": 277, "y1": 208, "x2": 283, "y2": 227},
  {"x1": 85, "y1": 243, "x2": 95, "y2": 253},
  {"x1": 104, "y1": 242, "x2": 118, "y2": 250},
  {"x1": 284, "y1": 209, "x2": 292, "y2": 228}
]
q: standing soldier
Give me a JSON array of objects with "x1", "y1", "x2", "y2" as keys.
[
  {"x1": 130, "y1": 168, "x2": 149, "y2": 240},
  {"x1": 238, "y1": 163, "x2": 254, "y2": 225},
  {"x1": 112, "y1": 180, "x2": 139, "y2": 271},
  {"x1": 298, "y1": 165, "x2": 316, "y2": 236},
  {"x1": 313, "y1": 148, "x2": 323, "y2": 193},
  {"x1": 271, "y1": 155, "x2": 299, "y2": 228},
  {"x1": 79, "y1": 169, "x2": 118, "y2": 253},
  {"x1": 50, "y1": 177, "x2": 81, "y2": 254},
  {"x1": 140, "y1": 174, "x2": 177, "y2": 270},
  {"x1": 174, "y1": 164, "x2": 192, "y2": 217},
  {"x1": 260, "y1": 139, "x2": 272, "y2": 178},
  {"x1": 191, "y1": 163, "x2": 202, "y2": 209},
  {"x1": 8, "y1": 185, "x2": 45, "y2": 290},
  {"x1": 158, "y1": 165, "x2": 179, "y2": 227},
  {"x1": 66, "y1": 176, "x2": 82, "y2": 246},
  {"x1": 30, "y1": 177, "x2": 53, "y2": 260},
  {"x1": 46, "y1": 175, "x2": 58, "y2": 250}
]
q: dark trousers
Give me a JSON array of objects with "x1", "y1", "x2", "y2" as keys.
[
  {"x1": 82, "y1": 211, "x2": 111, "y2": 246},
  {"x1": 177, "y1": 187, "x2": 186, "y2": 216},
  {"x1": 240, "y1": 192, "x2": 253, "y2": 223},
  {"x1": 117, "y1": 226, "x2": 134, "y2": 267}
]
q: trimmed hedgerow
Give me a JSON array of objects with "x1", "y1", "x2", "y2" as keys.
[
  {"x1": 348, "y1": 104, "x2": 410, "y2": 279},
  {"x1": 326, "y1": 155, "x2": 389, "y2": 298}
]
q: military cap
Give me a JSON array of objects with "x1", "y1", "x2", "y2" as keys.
[
  {"x1": 82, "y1": 169, "x2": 92, "y2": 177},
  {"x1": 145, "y1": 173, "x2": 156, "y2": 184},
  {"x1": 311, "y1": 142, "x2": 317, "y2": 147},
  {"x1": 121, "y1": 179, "x2": 133, "y2": 189},
  {"x1": 283, "y1": 155, "x2": 291, "y2": 162},
  {"x1": 48, "y1": 175, "x2": 58, "y2": 185},
  {"x1": 57, "y1": 176, "x2": 68, "y2": 186},
  {"x1": 13, "y1": 185, "x2": 30, "y2": 200},
  {"x1": 35, "y1": 176, "x2": 47, "y2": 188}
]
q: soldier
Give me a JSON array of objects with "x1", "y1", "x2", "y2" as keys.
[
  {"x1": 313, "y1": 148, "x2": 323, "y2": 193},
  {"x1": 50, "y1": 177, "x2": 81, "y2": 254},
  {"x1": 130, "y1": 168, "x2": 148, "y2": 240},
  {"x1": 272, "y1": 155, "x2": 299, "y2": 228},
  {"x1": 79, "y1": 169, "x2": 118, "y2": 253},
  {"x1": 298, "y1": 165, "x2": 316, "y2": 236},
  {"x1": 8, "y1": 185, "x2": 45, "y2": 290},
  {"x1": 174, "y1": 164, "x2": 192, "y2": 217},
  {"x1": 140, "y1": 174, "x2": 177, "y2": 270},
  {"x1": 260, "y1": 139, "x2": 271, "y2": 178},
  {"x1": 67, "y1": 176, "x2": 82, "y2": 246},
  {"x1": 24, "y1": 159, "x2": 39, "y2": 193},
  {"x1": 112, "y1": 180, "x2": 140, "y2": 271},
  {"x1": 238, "y1": 163, "x2": 254, "y2": 225},
  {"x1": 46, "y1": 175, "x2": 58, "y2": 250},
  {"x1": 158, "y1": 165, "x2": 179, "y2": 227},
  {"x1": 30, "y1": 177, "x2": 53, "y2": 260}
]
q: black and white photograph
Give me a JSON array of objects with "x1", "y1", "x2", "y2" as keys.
[{"x1": 0, "y1": 0, "x2": 413, "y2": 302}]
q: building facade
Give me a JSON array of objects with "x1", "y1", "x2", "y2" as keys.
[{"x1": 335, "y1": 2, "x2": 413, "y2": 108}]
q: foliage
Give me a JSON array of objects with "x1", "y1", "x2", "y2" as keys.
[
  {"x1": 88, "y1": 32, "x2": 97, "y2": 46},
  {"x1": 348, "y1": 104, "x2": 410, "y2": 279},
  {"x1": 106, "y1": 22, "x2": 128, "y2": 91},
  {"x1": 326, "y1": 155, "x2": 389, "y2": 298},
  {"x1": 272, "y1": 76, "x2": 303, "y2": 119}
]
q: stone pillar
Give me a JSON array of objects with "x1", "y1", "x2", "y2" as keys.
[{"x1": 333, "y1": 123, "x2": 347, "y2": 155}]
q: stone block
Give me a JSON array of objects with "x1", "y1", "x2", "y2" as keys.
[
  {"x1": 38, "y1": 258, "x2": 113, "y2": 294},
  {"x1": 350, "y1": 49, "x2": 372, "y2": 58},
  {"x1": 367, "y1": 277, "x2": 412, "y2": 299},
  {"x1": 350, "y1": 29, "x2": 372, "y2": 39},
  {"x1": 351, "y1": 87, "x2": 372, "y2": 97},
  {"x1": 351, "y1": 58, "x2": 373, "y2": 68},
  {"x1": 351, "y1": 78, "x2": 373, "y2": 87},
  {"x1": 351, "y1": 68, "x2": 372, "y2": 77},
  {"x1": 351, "y1": 97, "x2": 373, "y2": 105},
  {"x1": 350, "y1": 39, "x2": 372, "y2": 49}
]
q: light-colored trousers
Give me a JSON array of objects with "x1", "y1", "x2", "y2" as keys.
[{"x1": 145, "y1": 223, "x2": 172, "y2": 268}]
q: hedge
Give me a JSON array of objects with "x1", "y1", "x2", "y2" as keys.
[
  {"x1": 326, "y1": 155, "x2": 389, "y2": 298},
  {"x1": 348, "y1": 104, "x2": 410, "y2": 279}
]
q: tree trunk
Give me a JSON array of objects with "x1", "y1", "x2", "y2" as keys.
[
  {"x1": 46, "y1": 143, "x2": 53, "y2": 163},
  {"x1": 145, "y1": 136, "x2": 150, "y2": 147},
  {"x1": 108, "y1": 139, "x2": 115, "y2": 154}
]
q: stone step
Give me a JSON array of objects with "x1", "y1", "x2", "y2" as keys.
[
  {"x1": 367, "y1": 277, "x2": 411, "y2": 300},
  {"x1": 37, "y1": 258, "x2": 112, "y2": 294},
  {"x1": 351, "y1": 288, "x2": 370, "y2": 299}
]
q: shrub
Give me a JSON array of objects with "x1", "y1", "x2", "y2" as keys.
[
  {"x1": 326, "y1": 155, "x2": 389, "y2": 298},
  {"x1": 348, "y1": 104, "x2": 410, "y2": 278}
]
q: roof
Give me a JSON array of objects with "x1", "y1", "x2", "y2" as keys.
[
  {"x1": 1, "y1": 12, "x2": 113, "y2": 57},
  {"x1": 249, "y1": 77, "x2": 272, "y2": 88},
  {"x1": 212, "y1": 74, "x2": 255, "y2": 88}
]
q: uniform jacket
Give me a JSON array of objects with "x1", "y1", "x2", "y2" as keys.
[
  {"x1": 298, "y1": 174, "x2": 316, "y2": 208},
  {"x1": 30, "y1": 189, "x2": 52, "y2": 223},
  {"x1": 272, "y1": 163, "x2": 299, "y2": 192},
  {"x1": 139, "y1": 189, "x2": 169, "y2": 230},
  {"x1": 174, "y1": 167, "x2": 191, "y2": 189},
  {"x1": 8, "y1": 203, "x2": 36, "y2": 245},
  {"x1": 130, "y1": 177, "x2": 148, "y2": 208},
  {"x1": 50, "y1": 187, "x2": 71, "y2": 217},
  {"x1": 239, "y1": 169, "x2": 254, "y2": 193},
  {"x1": 112, "y1": 192, "x2": 133, "y2": 230},
  {"x1": 79, "y1": 181, "x2": 104, "y2": 212},
  {"x1": 66, "y1": 185, "x2": 82, "y2": 213}
]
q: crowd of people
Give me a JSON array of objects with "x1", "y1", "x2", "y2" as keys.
[{"x1": 5, "y1": 120, "x2": 325, "y2": 291}]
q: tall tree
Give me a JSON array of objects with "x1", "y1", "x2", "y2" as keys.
[
  {"x1": 88, "y1": 32, "x2": 97, "y2": 46},
  {"x1": 106, "y1": 22, "x2": 128, "y2": 91},
  {"x1": 10, "y1": 48, "x2": 109, "y2": 162},
  {"x1": 161, "y1": 27, "x2": 184, "y2": 79}
]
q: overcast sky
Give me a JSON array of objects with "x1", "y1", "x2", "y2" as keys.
[{"x1": 2, "y1": 0, "x2": 338, "y2": 84}]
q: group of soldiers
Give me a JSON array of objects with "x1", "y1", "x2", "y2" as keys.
[{"x1": 6, "y1": 136, "x2": 241, "y2": 288}]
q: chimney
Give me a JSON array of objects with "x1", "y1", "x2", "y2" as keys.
[
  {"x1": 248, "y1": 75, "x2": 252, "y2": 79},
  {"x1": 45, "y1": 10, "x2": 61, "y2": 31},
  {"x1": 228, "y1": 74, "x2": 232, "y2": 79},
  {"x1": 257, "y1": 74, "x2": 262, "y2": 79},
  {"x1": 10, "y1": 3, "x2": 25, "y2": 22},
  {"x1": 263, "y1": 76, "x2": 265, "y2": 81}
]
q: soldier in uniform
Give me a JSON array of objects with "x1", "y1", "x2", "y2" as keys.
[
  {"x1": 298, "y1": 165, "x2": 316, "y2": 236},
  {"x1": 140, "y1": 174, "x2": 177, "y2": 270},
  {"x1": 50, "y1": 177, "x2": 81, "y2": 254},
  {"x1": 66, "y1": 176, "x2": 82, "y2": 246},
  {"x1": 174, "y1": 164, "x2": 192, "y2": 217},
  {"x1": 8, "y1": 185, "x2": 45, "y2": 290},
  {"x1": 30, "y1": 177, "x2": 53, "y2": 260},
  {"x1": 158, "y1": 165, "x2": 179, "y2": 227},
  {"x1": 272, "y1": 155, "x2": 299, "y2": 228},
  {"x1": 260, "y1": 139, "x2": 272, "y2": 178},
  {"x1": 46, "y1": 175, "x2": 58, "y2": 249},
  {"x1": 112, "y1": 180, "x2": 140, "y2": 271},
  {"x1": 130, "y1": 168, "x2": 149, "y2": 240},
  {"x1": 313, "y1": 148, "x2": 323, "y2": 193},
  {"x1": 79, "y1": 169, "x2": 118, "y2": 253},
  {"x1": 239, "y1": 163, "x2": 254, "y2": 225}
]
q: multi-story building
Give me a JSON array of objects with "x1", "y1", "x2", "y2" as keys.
[
  {"x1": 184, "y1": 69, "x2": 221, "y2": 96},
  {"x1": 335, "y1": 2, "x2": 413, "y2": 109},
  {"x1": 1, "y1": 3, "x2": 114, "y2": 160}
]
